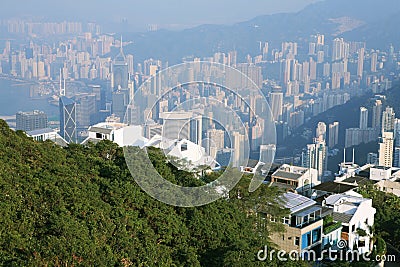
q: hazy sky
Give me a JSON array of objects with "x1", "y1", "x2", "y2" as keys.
[{"x1": 2, "y1": 0, "x2": 321, "y2": 30}]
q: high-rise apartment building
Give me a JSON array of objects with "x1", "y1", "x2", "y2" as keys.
[
  {"x1": 372, "y1": 100, "x2": 382, "y2": 130},
  {"x1": 269, "y1": 91, "x2": 283, "y2": 122},
  {"x1": 328, "y1": 122, "x2": 339, "y2": 148},
  {"x1": 357, "y1": 48, "x2": 365, "y2": 78},
  {"x1": 316, "y1": 122, "x2": 327, "y2": 140},
  {"x1": 379, "y1": 131, "x2": 394, "y2": 167},
  {"x1": 359, "y1": 107, "x2": 368, "y2": 130},
  {"x1": 382, "y1": 106, "x2": 395, "y2": 133},
  {"x1": 302, "y1": 136, "x2": 327, "y2": 180},
  {"x1": 371, "y1": 52, "x2": 378, "y2": 72},
  {"x1": 16, "y1": 110, "x2": 48, "y2": 131}
]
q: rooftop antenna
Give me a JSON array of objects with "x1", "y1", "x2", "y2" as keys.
[{"x1": 59, "y1": 68, "x2": 65, "y2": 96}]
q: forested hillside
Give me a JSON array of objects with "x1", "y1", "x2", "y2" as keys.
[{"x1": 0, "y1": 120, "x2": 306, "y2": 267}]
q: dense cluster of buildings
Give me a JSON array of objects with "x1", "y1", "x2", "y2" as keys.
[{"x1": 5, "y1": 18, "x2": 400, "y2": 260}]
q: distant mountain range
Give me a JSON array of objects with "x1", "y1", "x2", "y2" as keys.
[{"x1": 122, "y1": 0, "x2": 400, "y2": 63}]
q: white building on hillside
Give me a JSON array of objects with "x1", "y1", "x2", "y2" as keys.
[
  {"x1": 322, "y1": 194, "x2": 376, "y2": 254},
  {"x1": 82, "y1": 122, "x2": 148, "y2": 147}
]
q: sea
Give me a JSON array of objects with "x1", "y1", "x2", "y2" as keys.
[{"x1": 0, "y1": 78, "x2": 58, "y2": 121}]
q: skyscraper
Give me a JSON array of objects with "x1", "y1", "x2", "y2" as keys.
[
  {"x1": 372, "y1": 100, "x2": 382, "y2": 131},
  {"x1": 316, "y1": 122, "x2": 327, "y2": 140},
  {"x1": 357, "y1": 48, "x2": 364, "y2": 78},
  {"x1": 16, "y1": 110, "x2": 48, "y2": 131},
  {"x1": 59, "y1": 96, "x2": 77, "y2": 143},
  {"x1": 112, "y1": 37, "x2": 129, "y2": 90},
  {"x1": 74, "y1": 93, "x2": 97, "y2": 128},
  {"x1": 359, "y1": 107, "x2": 368, "y2": 130},
  {"x1": 328, "y1": 122, "x2": 339, "y2": 148},
  {"x1": 332, "y1": 38, "x2": 348, "y2": 61},
  {"x1": 269, "y1": 91, "x2": 283, "y2": 122},
  {"x1": 371, "y1": 52, "x2": 378, "y2": 72},
  {"x1": 302, "y1": 136, "x2": 327, "y2": 180},
  {"x1": 382, "y1": 106, "x2": 395, "y2": 133},
  {"x1": 379, "y1": 131, "x2": 394, "y2": 167}
]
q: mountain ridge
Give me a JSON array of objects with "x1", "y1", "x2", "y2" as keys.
[{"x1": 122, "y1": 0, "x2": 400, "y2": 63}]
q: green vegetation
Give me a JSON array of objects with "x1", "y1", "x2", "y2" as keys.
[
  {"x1": 0, "y1": 120, "x2": 307, "y2": 266},
  {"x1": 323, "y1": 216, "x2": 342, "y2": 235},
  {"x1": 358, "y1": 183, "x2": 400, "y2": 252}
]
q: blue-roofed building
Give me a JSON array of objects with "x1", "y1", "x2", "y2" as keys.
[{"x1": 268, "y1": 192, "x2": 323, "y2": 258}]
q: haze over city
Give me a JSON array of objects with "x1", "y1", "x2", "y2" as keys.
[{"x1": 1, "y1": 0, "x2": 321, "y2": 30}]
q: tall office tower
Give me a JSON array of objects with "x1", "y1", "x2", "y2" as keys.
[
  {"x1": 372, "y1": 100, "x2": 383, "y2": 130},
  {"x1": 189, "y1": 115, "x2": 203, "y2": 145},
  {"x1": 371, "y1": 52, "x2": 378, "y2": 72},
  {"x1": 328, "y1": 122, "x2": 339, "y2": 148},
  {"x1": 378, "y1": 132, "x2": 394, "y2": 167},
  {"x1": 269, "y1": 91, "x2": 283, "y2": 122},
  {"x1": 126, "y1": 54, "x2": 134, "y2": 75},
  {"x1": 112, "y1": 89, "x2": 129, "y2": 121},
  {"x1": 316, "y1": 122, "x2": 327, "y2": 140},
  {"x1": 357, "y1": 48, "x2": 365, "y2": 78},
  {"x1": 231, "y1": 131, "x2": 246, "y2": 168},
  {"x1": 382, "y1": 106, "x2": 395, "y2": 133},
  {"x1": 59, "y1": 96, "x2": 77, "y2": 143},
  {"x1": 112, "y1": 37, "x2": 129, "y2": 90},
  {"x1": 302, "y1": 136, "x2": 327, "y2": 180},
  {"x1": 394, "y1": 147, "x2": 400, "y2": 168},
  {"x1": 74, "y1": 93, "x2": 97, "y2": 128},
  {"x1": 395, "y1": 119, "x2": 400, "y2": 147},
  {"x1": 359, "y1": 107, "x2": 368, "y2": 130},
  {"x1": 206, "y1": 129, "x2": 225, "y2": 159},
  {"x1": 16, "y1": 110, "x2": 48, "y2": 131}
]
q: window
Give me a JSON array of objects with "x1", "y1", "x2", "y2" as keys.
[
  {"x1": 282, "y1": 217, "x2": 290, "y2": 225},
  {"x1": 181, "y1": 143, "x2": 188, "y2": 151},
  {"x1": 96, "y1": 132, "x2": 102, "y2": 139},
  {"x1": 303, "y1": 215, "x2": 309, "y2": 224},
  {"x1": 282, "y1": 235, "x2": 285, "y2": 240},
  {"x1": 351, "y1": 225, "x2": 355, "y2": 232},
  {"x1": 309, "y1": 212, "x2": 315, "y2": 222},
  {"x1": 295, "y1": 237, "x2": 300, "y2": 246},
  {"x1": 312, "y1": 227, "x2": 321, "y2": 244}
]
